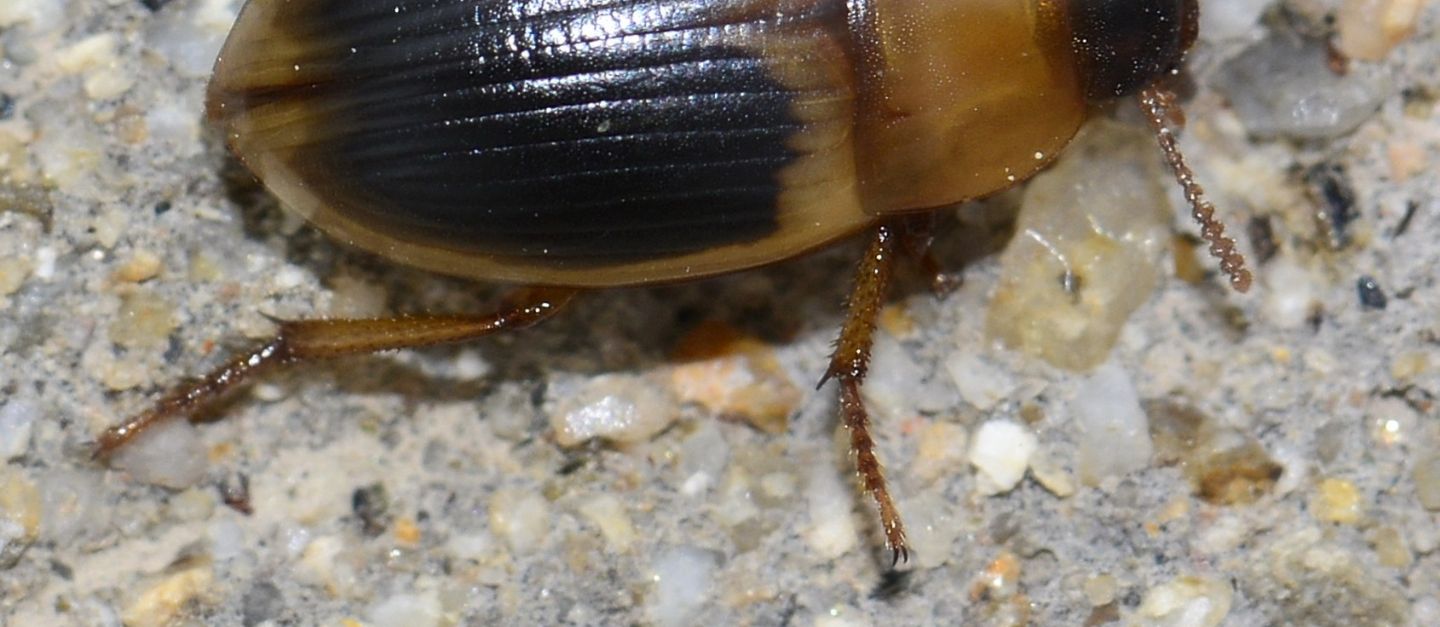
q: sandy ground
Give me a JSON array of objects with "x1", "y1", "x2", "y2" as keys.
[{"x1": 2, "y1": 1, "x2": 1438, "y2": 625}]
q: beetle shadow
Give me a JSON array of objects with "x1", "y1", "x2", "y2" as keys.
[{"x1": 217, "y1": 151, "x2": 1015, "y2": 379}]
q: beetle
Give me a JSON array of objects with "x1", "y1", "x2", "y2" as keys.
[{"x1": 96, "y1": 0, "x2": 1250, "y2": 566}]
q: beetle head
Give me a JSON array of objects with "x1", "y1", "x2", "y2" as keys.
[{"x1": 1068, "y1": 0, "x2": 1200, "y2": 101}]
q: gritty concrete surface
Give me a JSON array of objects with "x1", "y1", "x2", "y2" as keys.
[{"x1": 1, "y1": 1, "x2": 1438, "y2": 625}]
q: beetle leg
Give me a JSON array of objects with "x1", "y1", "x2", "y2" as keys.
[
  {"x1": 820, "y1": 222, "x2": 909, "y2": 566},
  {"x1": 895, "y1": 213, "x2": 960, "y2": 296},
  {"x1": 93, "y1": 287, "x2": 577, "y2": 459}
]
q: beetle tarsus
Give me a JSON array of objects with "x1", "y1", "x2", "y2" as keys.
[
  {"x1": 826, "y1": 223, "x2": 911, "y2": 565},
  {"x1": 93, "y1": 337, "x2": 292, "y2": 459},
  {"x1": 94, "y1": 287, "x2": 577, "y2": 460}
]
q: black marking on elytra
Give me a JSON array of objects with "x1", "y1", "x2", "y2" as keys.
[{"x1": 293, "y1": 0, "x2": 817, "y2": 262}]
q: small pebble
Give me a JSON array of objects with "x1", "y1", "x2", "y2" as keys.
[
  {"x1": 1413, "y1": 454, "x2": 1440, "y2": 510},
  {"x1": 901, "y1": 495, "x2": 961, "y2": 570},
  {"x1": 0, "y1": 468, "x2": 41, "y2": 568},
  {"x1": 112, "y1": 250, "x2": 162, "y2": 283},
  {"x1": 576, "y1": 494, "x2": 637, "y2": 553},
  {"x1": 1356, "y1": 276, "x2": 1388, "y2": 310},
  {"x1": 944, "y1": 353, "x2": 1015, "y2": 411},
  {"x1": 116, "y1": 111, "x2": 149, "y2": 145},
  {"x1": 968, "y1": 420, "x2": 1037, "y2": 495},
  {"x1": 813, "y1": 606, "x2": 867, "y2": 627},
  {"x1": 54, "y1": 33, "x2": 119, "y2": 75},
  {"x1": 32, "y1": 247, "x2": 57, "y2": 280},
  {"x1": 297, "y1": 535, "x2": 358, "y2": 597},
  {"x1": 83, "y1": 65, "x2": 134, "y2": 101},
  {"x1": 804, "y1": 457, "x2": 858, "y2": 560},
  {"x1": 1029, "y1": 456, "x2": 1077, "y2": 498},
  {"x1": 38, "y1": 470, "x2": 104, "y2": 546},
  {"x1": 444, "y1": 532, "x2": 494, "y2": 562},
  {"x1": 240, "y1": 581, "x2": 284, "y2": 626},
  {"x1": 677, "y1": 421, "x2": 730, "y2": 497},
  {"x1": 121, "y1": 561, "x2": 215, "y2": 627},
  {"x1": 0, "y1": 399, "x2": 39, "y2": 460},
  {"x1": 32, "y1": 119, "x2": 104, "y2": 192},
  {"x1": 0, "y1": 131, "x2": 33, "y2": 181},
  {"x1": 1194, "y1": 515, "x2": 1249, "y2": 555},
  {"x1": 713, "y1": 467, "x2": 760, "y2": 530},
  {"x1": 392, "y1": 518, "x2": 421, "y2": 546},
  {"x1": 1147, "y1": 400, "x2": 1282, "y2": 505},
  {"x1": 1262, "y1": 260, "x2": 1321, "y2": 329},
  {"x1": 971, "y1": 551, "x2": 1022, "y2": 600},
  {"x1": 209, "y1": 519, "x2": 245, "y2": 561},
  {"x1": 1136, "y1": 576, "x2": 1233, "y2": 627},
  {"x1": 878, "y1": 303, "x2": 916, "y2": 337},
  {"x1": 167, "y1": 487, "x2": 214, "y2": 522},
  {"x1": 1074, "y1": 364, "x2": 1153, "y2": 486},
  {"x1": 0, "y1": 257, "x2": 31, "y2": 296},
  {"x1": 109, "y1": 418, "x2": 207, "y2": 490},
  {"x1": 1311, "y1": 478, "x2": 1363, "y2": 524},
  {"x1": 351, "y1": 483, "x2": 390, "y2": 537},
  {"x1": 91, "y1": 210, "x2": 129, "y2": 249},
  {"x1": 108, "y1": 291, "x2": 178, "y2": 350},
  {"x1": 144, "y1": 100, "x2": 201, "y2": 154},
  {"x1": 1311, "y1": 162, "x2": 1363, "y2": 245},
  {"x1": 96, "y1": 357, "x2": 148, "y2": 392},
  {"x1": 1415, "y1": 597, "x2": 1440, "y2": 625},
  {"x1": 368, "y1": 591, "x2": 443, "y2": 627},
  {"x1": 646, "y1": 546, "x2": 718, "y2": 627},
  {"x1": 669, "y1": 321, "x2": 801, "y2": 433},
  {"x1": 1390, "y1": 351, "x2": 1430, "y2": 382},
  {"x1": 550, "y1": 374, "x2": 678, "y2": 447},
  {"x1": 1387, "y1": 140, "x2": 1428, "y2": 182},
  {"x1": 143, "y1": 0, "x2": 237, "y2": 79},
  {"x1": 1083, "y1": 573, "x2": 1118, "y2": 607},
  {"x1": 488, "y1": 488, "x2": 550, "y2": 554},
  {"x1": 1336, "y1": 0, "x2": 1426, "y2": 61},
  {"x1": 186, "y1": 250, "x2": 222, "y2": 282},
  {"x1": 1368, "y1": 526, "x2": 1413, "y2": 568},
  {"x1": 910, "y1": 421, "x2": 968, "y2": 485},
  {"x1": 862, "y1": 334, "x2": 954, "y2": 419},
  {"x1": 1200, "y1": 0, "x2": 1272, "y2": 40},
  {"x1": 271, "y1": 266, "x2": 307, "y2": 291},
  {"x1": 1215, "y1": 34, "x2": 1390, "y2": 140},
  {"x1": 759, "y1": 472, "x2": 796, "y2": 500},
  {"x1": 327, "y1": 273, "x2": 387, "y2": 318}
]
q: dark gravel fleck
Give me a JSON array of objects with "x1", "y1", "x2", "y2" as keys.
[
  {"x1": 1248, "y1": 215, "x2": 1280, "y2": 264},
  {"x1": 1357, "y1": 276, "x2": 1388, "y2": 310},
  {"x1": 1306, "y1": 163, "x2": 1360, "y2": 250},
  {"x1": 241, "y1": 581, "x2": 285, "y2": 627},
  {"x1": 352, "y1": 482, "x2": 391, "y2": 536}
]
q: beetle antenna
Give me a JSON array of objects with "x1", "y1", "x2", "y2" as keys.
[{"x1": 1138, "y1": 86, "x2": 1252, "y2": 293}]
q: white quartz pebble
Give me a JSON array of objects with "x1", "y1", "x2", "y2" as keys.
[
  {"x1": 969, "y1": 420, "x2": 1037, "y2": 495},
  {"x1": 646, "y1": 546, "x2": 718, "y2": 627},
  {"x1": 110, "y1": 418, "x2": 207, "y2": 489},
  {"x1": 1074, "y1": 363, "x2": 1152, "y2": 486}
]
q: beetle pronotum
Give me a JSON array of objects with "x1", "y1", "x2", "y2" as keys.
[{"x1": 96, "y1": 0, "x2": 1249, "y2": 565}]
